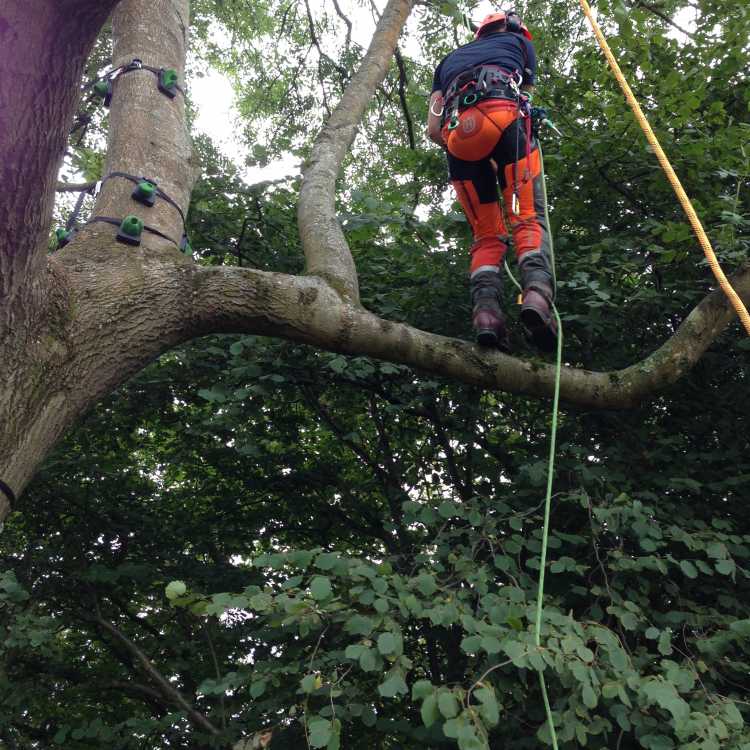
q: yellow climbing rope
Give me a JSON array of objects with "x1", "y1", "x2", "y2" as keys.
[{"x1": 577, "y1": 0, "x2": 750, "y2": 337}]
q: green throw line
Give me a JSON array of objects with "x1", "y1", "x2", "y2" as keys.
[{"x1": 504, "y1": 143, "x2": 562, "y2": 749}]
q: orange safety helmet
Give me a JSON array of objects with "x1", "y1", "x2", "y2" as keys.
[{"x1": 475, "y1": 10, "x2": 533, "y2": 41}]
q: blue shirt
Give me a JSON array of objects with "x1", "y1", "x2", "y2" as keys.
[{"x1": 431, "y1": 32, "x2": 536, "y2": 93}]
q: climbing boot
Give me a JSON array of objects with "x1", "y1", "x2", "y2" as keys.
[
  {"x1": 521, "y1": 282, "x2": 557, "y2": 353},
  {"x1": 470, "y1": 269, "x2": 510, "y2": 351}
]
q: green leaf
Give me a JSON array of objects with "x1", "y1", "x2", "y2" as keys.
[
  {"x1": 679, "y1": 560, "x2": 698, "y2": 579},
  {"x1": 359, "y1": 648, "x2": 378, "y2": 672},
  {"x1": 197, "y1": 387, "x2": 226, "y2": 403},
  {"x1": 421, "y1": 694, "x2": 440, "y2": 727},
  {"x1": 248, "y1": 592, "x2": 273, "y2": 611},
  {"x1": 344, "y1": 644, "x2": 365, "y2": 660},
  {"x1": 249, "y1": 679, "x2": 266, "y2": 698},
  {"x1": 475, "y1": 686, "x2": 499, "y2": 726},
  {"x1": 642, "y1": 680, "x2": 689, "y2": 722},
  {"x1": 308, "y1": 718, "x2": 332, "y2": 748},
  {"x1": 346, "y1": 614, "x2": 375, "y2": 636},
  {"x1": 310, "y1": 576, "x2": 332, "y2": 601},
  {"x1": 315, "y1": 552, "x2": 340, "y2": 571},
  {"x1": 640, "y1": 734, "x2": 675, "y2": 750},
  {"x1": 53, "y1": 728, "x2": 68, "y2": 744},
  {"x1": 481, "y1": 635, "x2": 502, "y2": 654},
  {"x1": 657, "y1": 630, "x2": 673, "y2": 656},
  {"x1": 165, "y1": 580, "x2": 187, "y2": 600},
  {"x1": 715, "y1": 559, "x2": 735, "y2": 576},
  {"x1": 377, "y1": 632, "x2": 396, "y2": 655},
  {"x1": 461, "y1": 635, "x2": 482, "y2": 654},
  {"x1": 301, "y1": 674, "x2": 318, "y2": 694},
  {"x1": 502, "y1": 639, "x2": 527, "y2": 666},
  {"x1": 724, "y1": 701, "x2": 743, "y2": 728},
  {"x1": 438, "y1": 501, "x2": 459, "y2": 518},
  {"x1": 582, "y1": 684, "x2": 598, "y2": 709},
  {"x1": 416, "y1": 573, "x2": 438, "y2": 596},
  {"x1": 438, "y1": 690, "x2": 460, "y2": 718},
  {"x1": 327, "y1": 719, "x2": 342, "y2": 750},
  {"x1": 378, "y1": 672, "x2": 408, "y2": 698},
  {"x1": 412, "y1": 680, "x2": 434, "y2": 701}
]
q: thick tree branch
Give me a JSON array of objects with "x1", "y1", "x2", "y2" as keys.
[
  {"x1": 298, "y1": 0, "x2": 415, "y2": 302},
  {"x1": 0, "y1": 0, "x2": 193, "y2": 515},
  {"x1": 1, "y1": 234, "x2": 747, "y2": 519},
  {"x1": 0, "y1": 0, "x2": 121, "y2": 317},
  {"x1": 188, "y1": 262, "x2": 750, "y2": 412}
]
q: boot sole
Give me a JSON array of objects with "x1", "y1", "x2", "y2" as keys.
[
  {"x1": 476, "y1": 328, "x2": 511, "y2": 352},
  {"x1": 476, "y1": 328, "x2": 499, "y2": 347},
  {"x1": 521, "y1": 307, "x2": 557, "y2": 353}
]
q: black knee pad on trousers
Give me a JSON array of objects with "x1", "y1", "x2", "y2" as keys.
[{"x1": 519, "y1": 253, "x2": 553, "y2": 292}]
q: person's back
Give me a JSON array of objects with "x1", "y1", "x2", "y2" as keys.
[
  {"x1": 432, "y1": 31, "x2": 534, "y2": 97},
  {"x1": 426, "y1": 11, "x2": 557, "y2": 353}
]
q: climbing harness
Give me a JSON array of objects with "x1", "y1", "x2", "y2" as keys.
[
  {"x1": 0, "y1": 479, "x2": 16, "y2": 508},
  {"x1": 442, "y1": 65, "x2": 523, "y2": 131},
  {"x1": 88, "y1": 58, "x2": 184, "y2": 108},
  {"x1": 576, "y1": 0, "x2": 750, "y2": 337}
]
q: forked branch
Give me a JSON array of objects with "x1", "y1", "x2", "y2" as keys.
[{"x1": 298, "y1": 0, "x2": 416, "y2": 302}]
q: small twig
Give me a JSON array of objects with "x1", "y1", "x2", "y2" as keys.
[
  {"x1": 308, "y1": 625, "x2": 330, "y2": 672},
  {"x1": 393, "y1": 47, "x2": 416, "y2": 150},
  {"x1": 204, "y1": 621, "x2": 227, "y2": 730},
  {"x1": 330, "y1": 0, "x2": 353, "y2": 49},
  {"x1": 632, "y1": 0, "x2": 696, "y2": 37},
  {"x1": 96, "y1": 616, "x2": 219, "y2": 736},
  {"x1": 465, "y1": 657, "x2": 516, "y2": 707}
]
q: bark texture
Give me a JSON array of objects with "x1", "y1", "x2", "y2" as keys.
[
  {"x1": 298, "y1": 0, "x2": 416, "y2": 302},
  {"x1": 0, "y1": 0, "x2": 121, "y2": 321},
  {"x1": 0, "y1": 0, "x2": 747, "y2": 521}
]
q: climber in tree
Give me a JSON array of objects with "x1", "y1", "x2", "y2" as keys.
[{"x1": 428, "y1": 10, "x2": 557, "y2": 352}]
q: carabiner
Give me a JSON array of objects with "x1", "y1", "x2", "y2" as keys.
[{"x1": 462, "y1": 93, "x2": 478, "y2": 106}]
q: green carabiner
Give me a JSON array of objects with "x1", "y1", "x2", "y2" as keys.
[
  {"x1": 448, "y1": 116, "x2": 460, "y2": 131},
  {"x1": 462, "y1": 92, "x2": 478, "y2": 106}
]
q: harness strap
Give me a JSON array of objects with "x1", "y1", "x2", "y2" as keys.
[
  {"x1": 87, "y1": 217, "x2": 180, "y2": 248},
  {"x1": 443, "y1": 64, "x2": 522, "y2": 127},
  {"x1": 98, "y1": 171, "x2": 187, "y2": 226}
]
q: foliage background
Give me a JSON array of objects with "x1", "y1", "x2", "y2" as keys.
[{"x1": 3, "y1": 0, "x2": 750, "y2": 748}]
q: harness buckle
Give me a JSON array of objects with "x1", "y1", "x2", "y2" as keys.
[{"x1": 509, "y1": 72, "x2": 522, "y2": 98}]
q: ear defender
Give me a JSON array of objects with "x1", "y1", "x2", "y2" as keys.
[{"x1": 506, "y1": 11, "x2": 522, "y2": 34}]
